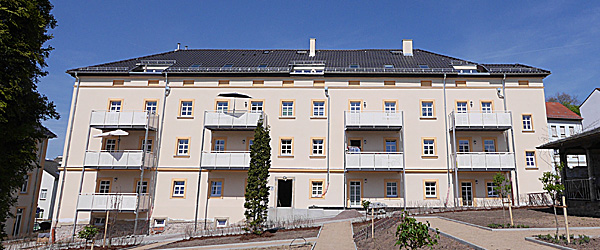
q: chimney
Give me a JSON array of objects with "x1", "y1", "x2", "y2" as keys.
[
  {"x1": 185, "y1": 46, "x2": 188, "y2": 50},
  {"x1": 176, "y1": 43, "x2": 181, "y2": 51},
  {"x1": 402, "y1": 39, "x2": 413, "y2": 56},
  {"x1": 309, "y1": 38, "x2": 316, "y2": 57}
]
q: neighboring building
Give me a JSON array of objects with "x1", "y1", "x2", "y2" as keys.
[
  {"x1": 545, "y1": 102, "x2": 585, "y2": 167},
  {"x1": 580, "y1": 88, "x2": 600, "y2": 131},
  {"x1": 37, "y1": 158, "x2": 60, "y2": 223},
  {"x1": 5, "y1": 127, "x2": 55, "y2": 239},
  {"x1": 53, "y1": 39, "x2": 553, "y2": 239}
]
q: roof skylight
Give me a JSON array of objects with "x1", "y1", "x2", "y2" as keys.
[
  {"x1": 418, "y1": 65, "x2": 429, "y2": 69},
  {"x1": 222, "y1": 64, "x2": 234, "y2": 68},
  {"x1": 349, "y1": 64, "x2": 360, "y2": 68},
  {"x1": 258, "y1": 64, "x2": 268, "y2": 68},
  {"x1": 384, "y1": 64, "x2": 394, "y2": 68}
]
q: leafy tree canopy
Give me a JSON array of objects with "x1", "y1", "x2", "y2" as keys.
[{"x1": 547, "y1": 92, "x2": 581, "y2": 115}]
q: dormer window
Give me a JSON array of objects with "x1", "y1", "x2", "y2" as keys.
[{"x1": 349, "y1": 64, "x2": 360, "y2": 69}]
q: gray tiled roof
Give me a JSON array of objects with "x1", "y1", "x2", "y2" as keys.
[{"x1": 67, "y1": 49, "x2": 550, "y2": 76}]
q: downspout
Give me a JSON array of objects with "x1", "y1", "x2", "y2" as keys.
[
  {"x1": 442, "y1": 74, "x2": 453, "y2": 207},
  {"x1": 503, "y1": 74, "x2": 521, "y2": 206},
  {"x1": 149, "y1": 72, "x2": 169, "y2": 231},
  {"x1": 52, "y1": 72, "x2": 80, "y2": 243},
  {"x1": 324, "y1": 87, "x2": 331, "y2": 197}
]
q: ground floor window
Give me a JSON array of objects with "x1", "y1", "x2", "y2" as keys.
[
  {"x1": 216, "y1": 218, "x2": 228, "y2": 228},
  {"x1": 311, "y1": 180, "x2": 324, "y2": 198},
  {"x1": 210, "y1": 180, "x2": 223, "y2": 198},
  {"x1": 385, "y1": 181, "x2": 398, "y2": 198},
  {"x1": 424, "y1": 181, "x2": 438, "y2": 199},
  {"x1": 486, "y1": 182, "x2": 498, "y2": 197}
]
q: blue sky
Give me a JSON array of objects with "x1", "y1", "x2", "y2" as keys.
[{"x1": 40, "y1": 1, "x2": 600, "y2": 158}]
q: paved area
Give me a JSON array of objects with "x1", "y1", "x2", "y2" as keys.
[
  {"x1": 155, "y1": 237, "x2": 317, "y2": 250},
  {"x1": 417, "y1": 216, "x2": 600, "y2": 250},
  {"x1": 314, "y1": 221, "x2": 356, "y2": 250}
]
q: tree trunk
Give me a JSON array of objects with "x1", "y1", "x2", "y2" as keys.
[{"x1": 553, "y1": 204, "x2": 559, "y2": 237}]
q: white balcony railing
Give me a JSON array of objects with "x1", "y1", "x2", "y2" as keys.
[
  {"x1": 451, "y1": 111, "x2": 512, "y2": 129},
  {"x1": 455, "y1": 152, "x2": 515, "y2": 170},
  {"x1": 84, "y1": 150, "x2": 154, "y2": 168},
  {"x1": 346, "y1": 152, "x2": 403, "y2": 170},
  {"x1": 77, "y1": 193, "x2": 150, "y2": 211},
  {"x1": 345, "y1": 111, "x2": 403, "y2": 129},
  {"x1": 204, "y1": 111, "x2": 264, "y2": 129},
  {"x1": 90, "y1": 111, "x2": 158, "y2": 130},
  {"x1": 201, "y1": 151, "x2": 250, "y2": 169}
]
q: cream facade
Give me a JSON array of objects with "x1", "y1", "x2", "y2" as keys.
[{"x1": 53, "y1": 41, "x2": 553, "y2": 239}]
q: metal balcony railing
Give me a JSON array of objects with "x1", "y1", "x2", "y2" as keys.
[
  {"x1": 90, "y1": 110, "x2": 158, "y2": 130},
  {"x1": 344, "y1": 111, "x2": 403, "y2": 130},
  {"x1": 346, "y1": 152, "x2": 403, "y2": 170},
  {"x1": 450, "y1": 111, "x2": 512, "y2": 130},
  {"x1": 454, "y1": 152, "x2": 515, "y2": 170},
  {"x1": 84, "y1": 150, "x2": 154, "y2": 169},
  {"x1": 77, "y1": 193, "x2": 150, "y2": 211},
  {"x1": 204, "y1": 111, "x2": 265, "y2": 130},
  {"x1": 201, "y1": 151, "x2": 250, "y2": 170}
]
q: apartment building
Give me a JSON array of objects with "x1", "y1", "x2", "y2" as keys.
[
  {"x1": 53, "y1": 39, "x2": 552, "y2": 238},
  {"x1": 545, "y1": 102, "x2": 585, "y2": 167}
]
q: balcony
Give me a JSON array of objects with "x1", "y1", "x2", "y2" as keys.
[
  {"x1": 450, "y1": 111, "x2": 512, "y2": 131},
  {"x1": 90, "y1": 111, "x2": 158, "y2": 130},
  {"x1": 84, "y1": 150, "x2": 154, "y2": 169},
  {"x1": 345, "y1": 111, "x2": 403, "y2": 130},
  {"x1": 204, "y1": 111, "x2": 264, "y2": 130},
  {"x1": 455, "y1": 152, "x2": 515, "y2": 171},
  {"x1": 77, "y1": 193, "x2": 150, "y2": 211},
  {"x1": 346, "y1": 152, "x2": 403, "y2": 171},
  {"x1": 201, "y1": 151, "x2": 250, "y2": 170}
]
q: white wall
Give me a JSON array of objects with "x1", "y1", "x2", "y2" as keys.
[{"x1": 581, "y1": 90, "x2": 600, "y2": 131}]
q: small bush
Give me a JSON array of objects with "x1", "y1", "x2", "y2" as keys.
[{"x1": 395, "y1": 211, "x2": 439, "y2": 249}]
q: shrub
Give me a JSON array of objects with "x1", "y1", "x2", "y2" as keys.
[{"x1": 395, "y1": 211, "x2": 439, "y2": 249}]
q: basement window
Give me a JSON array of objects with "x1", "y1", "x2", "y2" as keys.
[
  {"x1": 154, "y1": 219, "x2": 166, "y2": 227},
  {"x1": 216, "y1": 218, "x2": 228, "y2": 228}
]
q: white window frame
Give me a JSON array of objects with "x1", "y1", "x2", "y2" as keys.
[
  {"x1": 350, "y1": 101, "x2": 361, "y2": 113},
  {"x1": 456, "y1": 102, "x2": 468, "y2": 113},
  {"x1": 142, "y1": 139, "x2": 153, "y2": 152},
  {"x1": 250, "y1": 101, "x2": 263, "y2": 113},
  {"x1": 526, "y1": 151, "x2": 536, "y2": 167},
  {"x1": 384, "y1": 101, "x2": 396, "y2": 114},
  {"x1": 522, "y1": 115, "x2": 533, "y2": 131},
  {"x1": 281, "y1": 101, "x2": 294, "y2": 117},
  {"x1": 210, "y1": 181, "x2": 223, "y2": 197},
  {"x1": 481, "y1": 102, "x2": 492, "y2": 113},
  {"x1": 177, "y1": 139, "x2": 189, "y2": 156},
  {"x1": 551, "y1": 126, "x2": 558, "y2": 137},
  {"x1": 424, "y1": 181, "x2": 437, "y2": 198},
  {"x1": 280, "y1": 139, "x2": 293, "y2": 156},
  {"x1": 154, "y1": 219, "x2": 166, "y2": 227},
  {"x1": 145, "y1": 101, "x2": 157, "y2": 114},
  {"x1": 40, "y1": 189, "x2": 48, "y2": 200},
  {"x1": 311, "y1": 181, "x2": 323, "y2": 198},
  {"x1": 216, "y1": 101, "x2": 229, "y2": 113},
  {"x1": 213, "y1": 139, "x2": 225, "y2": 152},
  {"x1": 105, "y1": 139, "x2": 117, "y2": 152},
  {"x1": 421, "y1": 101, "x2": 434, "y2": 117},
  {"x1": 385, "y1": 139, "x2": 397, "y2": 152},
  {"x1": 423, "y1": 139, "x2": 435, "y2": 155},
  {"x1": 312, "y1": 101, "x2": 325, "y2": 117},
  {"x1": 173, "y1": 181, "x2": 185, "y2": 197},
  {"x1": 486, "y1": 182, "x2": 498, "y2": 198},
  {"x1": 386, "y1": 182, "x2": 398, "y2": 198},
  {"x1": 180, "y1": 101, "x2": 193, "y2": 117},
  {"x1": 109, "y1": 100, "x2": 122, "y2": 112},
  {"x1": 136, "y1": 181, "x2": 148, "y2": 194},
  {"x1": 458, "y1": 139, "x2": 470, "y2": 153},
  {"x1": 312, "y1": 139, "x2": 324, "y2": 155},
  {"x1": 98, "y1": 180, "x2": 111, "y2": 194}
]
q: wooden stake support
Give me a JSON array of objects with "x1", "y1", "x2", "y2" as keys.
[
  {"x1": 371, "y1": 207, "x2": 374, "y2": 239},
  {"x1": 562, "y1": 196, "x2": 570, "y2": 243},
  {"x1": 103, "y1": 211, "x2": 109, "y2": 247}
]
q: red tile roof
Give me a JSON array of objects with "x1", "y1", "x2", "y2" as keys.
[{"x1": 546, "y1": 102, "x2": 582, "y2": 120}]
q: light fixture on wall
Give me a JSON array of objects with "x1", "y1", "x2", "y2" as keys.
[
  {"x1": 473, "y1": 140, "x2": 477, "y2": 145},
  {"x1": 469, "y1": 100, "x2": 473, "y2": 107},
  {"x1": 363, "y1": 139, "x2": 367, "y2": 145},
  {"x1": 364, "y1": 178, "x2": 367, "y2": 184},
  {"x1": 283, "y1": 176, "x2": 288, "y2": 180},
  {"x1": 475, "y1": 180, "x2": 479, "y2": 184},
  {"x1": 363, "y1": 101, "x2": 367, "y2": 108},
  {"x1": 244, "y1": 101, "x2": 248, "y2": 107},
  {"x1": 114, "y1": 177, "x2": 118, "y2": 182},
  {"x1": 242, "y1": 139, "x2": 246, "y2": 144}
]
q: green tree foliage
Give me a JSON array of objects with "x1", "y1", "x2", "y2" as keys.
[
  {"x1": 244, "y1": 118, "x2": 271, "y2": 234},
  {"x1": 361, "y1": 200, "x2": 371, "y2": 219},
  {"x1": 540, "y1": 164, "x2": 565, "y2": 237},
  {"x1": 547, "y1": 92, "x2": 581, "y2": 115},
  {"x1": 395, "y1": 211, "x2": 439, "y2": 249},
  {"x1": 493, "y1": 172, "x2": 513, "y2": 223},
  {"x1": 0, "y1": 0, "x2": 59, "y2": 242},
  {"x1": 78, "y1": 225, "x2": 99, "y2": 250}
]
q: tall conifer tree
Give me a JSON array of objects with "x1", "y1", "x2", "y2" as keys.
[{"x1": 244, "y1": 118, "x2": 271, "y2": 234}]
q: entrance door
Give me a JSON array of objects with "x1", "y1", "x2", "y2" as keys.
[
  {"x1": 349, "y1": 181, "x2": 361, "y2": 207},
  {"x1": 277, "y1": 179, "x2": 293, "y2": 207},
  {"x1": 461, "y1": 182, "x2": 473, "y2": 206}
]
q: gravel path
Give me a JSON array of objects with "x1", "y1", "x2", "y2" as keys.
[{"x1": 314, "y1": 221, "x2": 356, "y2": 250}]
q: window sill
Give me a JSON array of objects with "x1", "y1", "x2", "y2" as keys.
[
  {"x1": 170, "y1": 196, "x2": 185, "y2": 199},
  {"x1": 420, "y1": 117, "x2": 437, "y2": 120},
  {"x1": 278, "y1": 155, "x2": 294, "y2": 158},
  {"x1": 424, "y1": 197, "x2": 439, "y2": 200},
  {"x1": 385, "y1": 196, "x2": 401, "y2": 200},
  {"x1": 279, "y1": 116, "x2": 296, "y2": 119},
  {"x1": 177, "y1": 116, "x2": 194, "y2": 119},
  {"x1": 310, "y1": 116, "x2": 327, "y2": 119},
  {"x1": 525, "y1": 167, "x2": 538, "y2": 170},
  {"x1": 309, "y1": 155, "x2": 326, "y2": 158},
  {"x1": 208, "y1": 196, "x2": 223, "y2": 199},
  {"x1": 421, "y1": 155, "x2": 438, "y2": 159},
  {"x1": 309, "y1": 196, "x2": 325, "y2": 199},
  {"x1": 173, "y1": 155, "x2": 190, "y2": 158},
  {"x1": 522, "y1": 130, "x2": 535, "y2": 133}
]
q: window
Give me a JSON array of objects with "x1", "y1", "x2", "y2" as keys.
[
  {"x1": 419, "y1": 65, "x2": 429, "y2": 69},
  {"x1": 560, "y1": 126, "x2": 566, "y2": 137},
  {"x1": 384, "y1": 65, "x2": 394, "y2": 69},
  {"x1": 483, "y1": 139, "x2": 496, "y2": 152},
  {"x1": 518, "y1": 80, "x2": 529, "y2": 86},
  {"x1": 105, "y1": 139, "x2": 117, "y2": 152},
  {"x1": 213, "y1": 138, "x2": 226, "y2": 152},
  {"x1": 312, "y1": 138, "x2": 324, "y2": 156},
  {"x1": 216, "y1": 101, "x2": 228, "y2": 113},
  {"x1": 145, "y1": 100, "x2": 157, "y2": 114},
  {"x1": 349, "y1": 81, "x2": 360, "y2": 86},
  {"x1": 210, "y1": 180, "x2": 223, "y2": 197},
  {"x1": 141, "y1": 139, "x2": 153, "y2": 152},
  {"x1": 456, "y1": 101, "x2": 468, "y2": 113},
  {"x1": 180, "y1": 101, "x2": 193, "y2": 117},
  {"x1": 349, "y1": 101, "x2": 361, "y2": 113},
  {"x1": 247, "y1": 137, "x2": 254, "y2": 151},
  {"x1": 109, "y1": 100, "x2": 122, "y2": 112},
  {"x1": 183, "y1": 80, "x2": 194, "y2": 86},
  {"x1": 423, "y1": 139, "x2": 435, "y2": 156},
  {"x1": 136, "y1": 181, "x2": 148, "y2": 194},
  {"x1": 424, "y1": 181, "x2": 437, "y2": 199},
  {"x1": 349, "y1": 64, "x2": 360, "y2": 68},
  {"x1": 148, "y1": 80, "x2": 159, "y2": 86},
  {"x1": 40, "y1": 189, "x2": 47, "y2": 200},
  {"x1": 384, "y1": 80, "x2": 395, "y2": 86},
  {"x1": 154, "y1": 219, "x2": 166, "y2": 227},
  {"x1": 386, "y1": 181, "x2": 398, "y2": 198},
  {"x1": 311, "y1": 181, "x2": 324, "y2": 198},
  {"x1": 112, "y1": 80, "x2": 124, "y2": 86},
  {"x1": 281, "y1": 101, "x2": 294, "y2": 117},
  {"x1": 250, "y1": 101, "x2": 263, "y2": 113},
  {"x1": 385, "y1": 139, "x2": 397, "y2": 152},
  {"x1": 481, "y1": 102, "x2": 492, "y2": 113},
  {"x1": 455, "y1": 81, "x2": 466, "y2": 87},
  {"x1": 12, "y1": 208, "x2": 23, "y2": 236},
  {"x1": 486, "y1": 182, "x2": 498, "y2": 198},
  {"x1": 252, "y1": 80, "x2": 264, "y2": 86},
  {"x1": 216, "y1": 218, "x2": 228, "y2": 228},
  {"x1": 222, "y1": 64, "x2": 233, "y2": 68},
  {"x1": 177, "y1": 138, "x2": 189, "y2": 156},
  {"x1": 218, "y1": 80, "x2": 229, "y2": 86},
  {"x1": 522, "y1": 114, "x2": 533, "y2": 131},
  {"x1": 569, "y1": 126, "x2": 575, "y2": 136},
  {"x1": 283, "y1": 80, "x2": 294, "y2": 87},
  {"x1": 93, "y1": 217, "x2": 106, "y2": 226},
  {"x1": 313, "y1": 80, "x2": 324, "y2": 87},
  {"x1": 20, "y1": 175, "x2": 29, "y2": 193},
  {"x1": 258, "y1": 64, "x2": 268, "y2": 68},
  {"x1": 312, "y1": 101, "x2": 325, "y2": 117},
  {"x1": 458, "y1": 139, "x2": 470, "y2": 153},
  {"x1": 526, "y1": 151, "x2": 536, "y2": 167},
  {"x1": 37, "y1": 209, "x2": 44, "y2": 219},
  {"x1": 421, "y1": 101, "x2": 434, "y2": 117},
  {"x1": 172, "y1": 180, "x2": 185, "y2": 197},
  {"x1": 98, "y1": 180, "x2": 111, "y2": 193},
  {"x1": 280, "y1": 138, "x2": 293, "y2": 156},
  {"x1": 421, "y1": 81, "x2": 432, "y2": 87},
  {"x1": 551, "y1": 126, "x2": 558, "y2": 137},
  {"x1": 384, "y1": 101, "x2": 396, "y2": 113}
]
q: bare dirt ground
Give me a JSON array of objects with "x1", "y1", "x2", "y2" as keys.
[
  {"x1": 154, "y1": 227, "x2": 319, "y2": 249},
  {"x1": 537, "y1": 237, "x2": 600, "y2": 250},
  {"x1": 355, "y1": 221, "x2": 474, "y2": 250},
  {"x1": 439, "y1": 207, "x2": 600, "y2": 228},
  {"x1": 246, "y1": 243, "x2": 313, "y2": 250}
]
